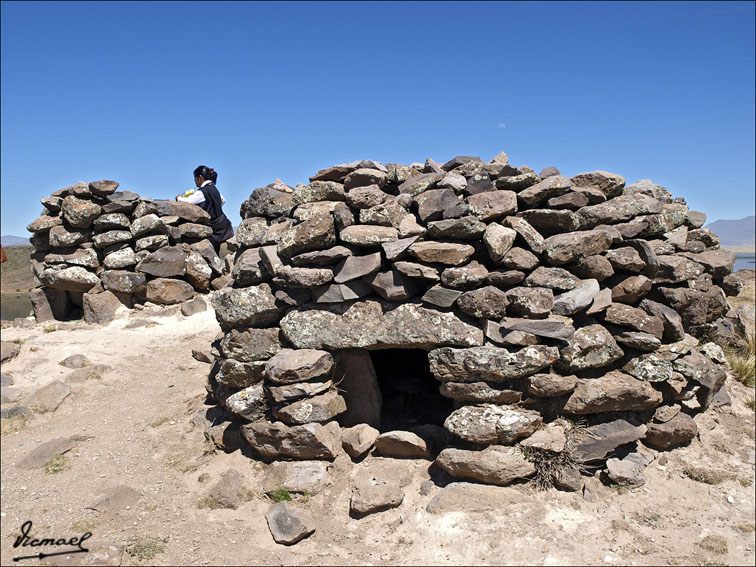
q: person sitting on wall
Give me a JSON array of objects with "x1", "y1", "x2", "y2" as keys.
[{"x1": 176, "y1": 165, "x2": 234, "y2": 253}]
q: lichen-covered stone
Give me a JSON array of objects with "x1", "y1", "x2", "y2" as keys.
[{"x1": 429, "y1": 345, "x2": 559, "y2": 383}]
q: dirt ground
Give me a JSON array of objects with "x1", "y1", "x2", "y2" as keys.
[{"x1": 1, "y1": 301, "x2": 754, "y2": 566}]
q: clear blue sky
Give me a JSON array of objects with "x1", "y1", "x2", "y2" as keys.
[{"x1": 1, "y1": 1, "x2": 754, "y2": 237}]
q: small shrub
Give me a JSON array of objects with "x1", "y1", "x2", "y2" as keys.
[
  {"x1": 29, "y1": 346, "x2": 39, "y2": 352},
  {"x1": 683, "y1": 465, "x2": 730, "y2": 485},
  {"x1": 71, "y1": 518, "x2": 97, "y2": 532},
  {"x1": 0, "y1": 415, "x2": 28, "y2": 435},
  {"x1": 9, "y1": 338, "x2": 25, "y2": 344},
  {"x1": 125, "y1": 536, "x2": 167, "y2": 562},
  {"x1": 240, "y1": 488, "x2": 256, "y2": 502},
  {"x1": 700, "y1": 534, "x2": 728, "y2": 555},
  {"x1": 196, "y1": 496, "x2": 221, "y2": 509},
  {"x1": 746, "y1": 397, "x2": 755, "y2": 412},
  {"x1": 738, "y1": 522, "x2": 755, "y2": 533},
  {"x1": 269, "y1": 487, "x2": 292, "y2": 502},
  {"x1": 726, "y1": 334, "x2": 755, "y2": 387},
  {"x1": 197, "y1": 473, "x2": 211, "y2": 483},
  {"x1": 44, "y1": 454, "x2": 69, "y2": 474},
  {"x1": 70, "y1": 434, "x2": 93, "y2": 442},
  {"x1": 43, "y1": 325, "x2": 57, "y2": 333},
  {"x1": 148, "y1": 416, "x2": 169, "y2": 428}
]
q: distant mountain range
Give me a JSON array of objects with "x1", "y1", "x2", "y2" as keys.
[
  {"x1": 705, "y1": 216, "x2": 755, "y2": 251},
  {"x1": 1, "y1": 235, "x2": 30, "y2": 247}
]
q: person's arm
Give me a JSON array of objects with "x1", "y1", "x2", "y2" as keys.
[{"x1": 176, "y1": 191, "x2": 206, "y2": 205}]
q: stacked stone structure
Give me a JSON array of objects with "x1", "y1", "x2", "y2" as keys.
[
  {"x1": 203, "y1": 154, "x2": 742, "y2": 487},
  {"x1": 26, "y1": 181, "x2": 227, "y2": 323}
]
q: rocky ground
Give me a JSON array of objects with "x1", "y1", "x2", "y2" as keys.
[{"x1": 1, "y1": 294, "x2": 754, "y2": 566}]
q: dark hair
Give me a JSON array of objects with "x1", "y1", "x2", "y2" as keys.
[{"x1": 193, "y1": 165, "x2": 217, "y2": 183}]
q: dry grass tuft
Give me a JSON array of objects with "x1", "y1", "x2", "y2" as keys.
[
  {"x1": 726, "y1": 333, "x2": 755, "y2": 387},
  {"x1": 700, "y1": 534, "x2": 728, "y2": 555},
  {"x1": 521, "y1": 418, "x2": 587, "y2": 490}
]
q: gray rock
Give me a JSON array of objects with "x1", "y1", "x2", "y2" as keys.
[
  {"x1": 242, "y1": 420, "x2": 342, "y2": 460},
  {"x1": 59, "y1": 354, "x2": 92, "y2": 368},
  {"x1": 92, "y1": 230, "x2": 133, "y2": 249},
  {"x1": 604, "y1": 304, "x2": 664, "y2": 338},
  {"x1": 350, "y1": 459, "x2": 411, "y2": 516},
  {"x1": 83, "y1": 291, "x2": 123, "y2": 324},
  {"x1": 520, "y1": 423, "x2": 567, "y2": 452},
  {"x1": 130, "y1": 213, "x2": 164, "y2": 237},
  {"x1": 312, "y1": 281, "x2": 373, "y2": 303},
  {"x1": 552, "y1": 279, "x2": 600, "y2": 316},
  {"x1": 334, "y1": 252, "x2": 382, "y2": 283},
  {"x1": 547, "y1": 191, "x2": 589, "y2": 210},
  {"x1": 398, "y1": 172, "x2": 445, "y2": 196},
  {"x1": 525, "y1": 373, "x2": 578, "y2": 398},
  {"x1": 517, "y1": 175, "x2": 572, "y2": 207},
  {"x1": 26, "y1": 380, "x2": 71, "y2": 413},
  {"x1": 499, "y1": 247, "x2": 540, "y2": 270},
  {"x1": 266, "y1": 502, "x2": 316, "y2": 545},
  {"x1": 374, "y1": 431, "x2": 430, "y2": 458},
  {"x1": 342, "y1": 424, "x2": 380, "y2": 458},
  {"x1": 611, "y1": 274, "x2": 652, "y2": 304},
  {"x1": 265, "y1": 349, "x2": 334, "y2": 385},
  {"x1": 421, "y1": 285, "x2": 464, "y2": 308},
  {"x1": 644, "y1": 412, "x2": 697, "y2": 449},
  {"x1": 466, "y1": 190, "x2": 517, "y2": 222},
  {"x1": 221, "y1": 384, "x2": 264, "y2": 421},
  {"x1": 215, "y1": 359, "x2": 267, "y2": 389},
  {"x1": 570, "y1": 170, "x2": 625, "y2": 199},
  {"x1": 103, "y1": 247, "x2": 137, "y2": 269},
  {"x1": 1, "y1": 341, "x2": 21, "y2": 362},
  {"x1": 654, "y1": 255, "x2": 705, "y2": 283},
  {"x1": 435, "y1": 445, "x2": 536, "y2": 485},
  {"x1": 407, "y1": 241, "x2": 475, "y2": 265},
  {"x1": 394, "y1": 261, "x2": 440, "y2": 281},
  {"x1": 682, "y1": 249, "x2": 736, "y2": 278},
  {"x1": 586, "y1": 288, "x2": 613, "y2": 315},
  {"x1": 146, "y1": 278, "x2": 194, "y2": 304},
  {"x1": 605, "y1": 247, "x2": 646, "y2": 273},
  {"x1": 278, "y1": 215, "x2": 336, "y2": 257},
  {"x1": 444, "y1": 404, "x2": 542, "y2": 444},
  {"x1": 101, "y1": 270, "x2": 146, "y2": 294},
  {"x1": 39, "y1": 266, "x2": 100, "y2": 292},
  {"x1": 575, "y1": 418, "x2": 647, "y2": 462},
  {"x1": 291, "y1": 245, "x2": 353, "y2": 266},
  {"x1": 295, "y1": 180, "x2": 346, "y2": 204},
  {"x1": 456, "y1": 286, "x2": 509, "y2": 319},
  {"x1": 499, "y1": 316, "x2": 575, "y2": 339},
  {"x1": 281, "y1": 299, "x2": 483, "y2": 350},
  {"x1": 17, "y1": 436, "x2": 79, "y2": 469},
  {"x1": 220, "y1": 328, "x2": 281, "y2": 363},
  {"x1": 134, "y1": 234, "x2": 169, "y2": 252},
  {"x1": 483, "y1": 223, "x2": 517, "y2": 264},
  {"x1": 212, "y1": 284, "x2": 281, "y2": 330},
  {"x1": 344, "y1": 168, "x2": 387, "y2": 189},
  {"x1": 427, "y1": 216, "x2": 487, "y2": 240},
  {"x1": 606, "y1": 449, "x2": 653, "y2": 487},
  {"x1": 518, "y1": 209, "x2": 580, "y2": 235},
  {"x1": 274, "y1": 390, "x2": 346, "y2": 424},
  {"x1": 487, "y1": 270, "x2": 526, "y2": 287},
  {"x1": 89, "y1": 484, "x2": 142, "y2": 513},
  {"x1": 542, "y1": 229, "x2": 614, "y2": 265},
  {"x1": 136, "y1": 247, "x2": 187, "y2": 277},
  {"x1": 429, "y1": 345, "x2": 559, "y2": 382},
  {"x1": 276, "y1": 266, "x2": 333, "y2": 288},
  {"x1": 61, "y1": 195, "x2": 102, "y2": 228},
  {"x1": 48, "y1": 225, "x2": 93, "y2": 248},
  {"x1": 381, "y1": 236, "x2": 419, "y2": 261},
  {"x1": 557, "y1": 324, "x2": 624, "y2": 371},
  {"x1": 505, "y1": 286, "x2": 554, "y2": 318},
  {"x1": 241, "y1": 186, "x2": 295, "y2": 219},
  {"x1": 264, "y1": 461, "x2": 330, "y2": 496},
  {"x1": 569, "y1": 255, "x2": 615, "y2": 282},
  {"x1": 440, "y1": 261, "x2": 489, "y2": 290},
  {"x1": 339, "y1": 225, "x2": 398, "y2": 247},
  {"x1": 26, "y1": 214, "x2": 63, "y2": 233},
  {"x1": 495, "y1": 170, "x2": 540, "y2": 190},
  {"x1": 414, "y1": 188, "x2": 462, "y2": 223},
  {"x1": 267, "y1": 380, "x2": 332, "y2": 405},
  {"x1": 502, "y1": 216, "x2": 544, "y2": 254},
  {"x1": 439, "y1": 381, "x2": 522, "y2": 404},
  {"x1": 564, "y1": 371, "x2": 663, "y2": 414},
  {"x1": 576, "y1": 194, "x2": 662, "y2": 228}
]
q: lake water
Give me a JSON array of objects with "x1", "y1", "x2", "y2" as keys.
[
  {"x1": 0, "y1": 293, "x2": 33, "y2": 321},
  {"x1": 734, "y1": 253, "x2": 755, "y2": 272}
]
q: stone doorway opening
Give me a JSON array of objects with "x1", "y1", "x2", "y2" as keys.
[{"x1": 368, "y1": 349, "x2": 453, "y2": 433}]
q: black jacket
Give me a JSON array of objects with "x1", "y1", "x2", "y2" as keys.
[{"x1": 198, "y1": 183, "x2": 234, "y2": 247}]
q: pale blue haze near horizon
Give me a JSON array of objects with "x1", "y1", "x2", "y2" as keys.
[{"x1": 1, "y1": 1, "x2": 754, "y2": 237}]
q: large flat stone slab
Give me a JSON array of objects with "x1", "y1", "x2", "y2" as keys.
[{"x1": 280, "y1": 299, "x2": 484, "y2": 350}]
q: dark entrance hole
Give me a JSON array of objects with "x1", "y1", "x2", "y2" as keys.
[{"x1": 369, "y1": 349, "x2": 453, "y2": 433}]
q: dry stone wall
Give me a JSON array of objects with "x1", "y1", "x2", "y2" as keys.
[
  {"x1": 204, "y1": 154, "x2": 743, "y2": 488},
  {"x1": 26, "y1": 181, "x2": 228, "y2": 323}
]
